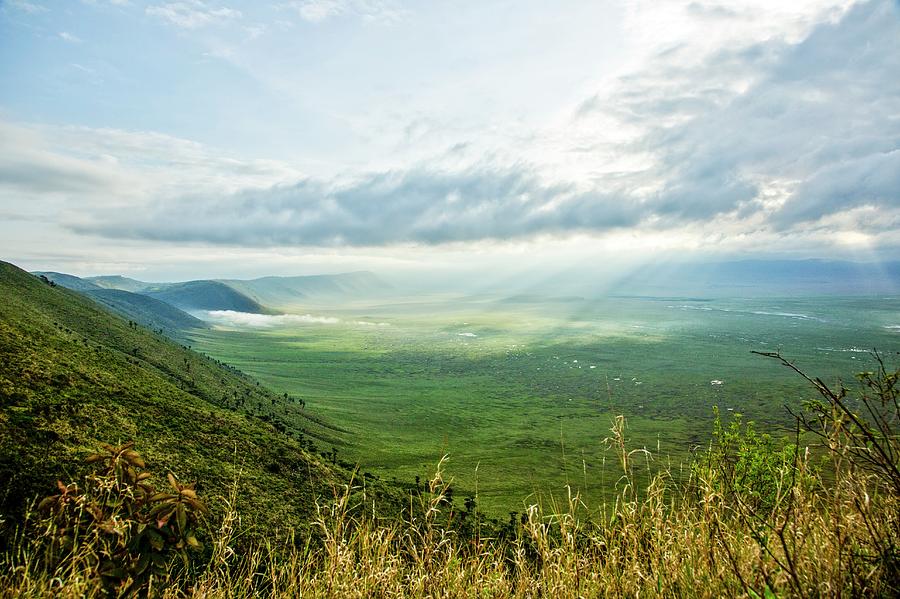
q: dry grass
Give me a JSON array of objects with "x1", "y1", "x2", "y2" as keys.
[{"x1": 2, "y1": 413, "x2": 897, "y2": 599}]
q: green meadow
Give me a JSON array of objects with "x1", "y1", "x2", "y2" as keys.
[{"x1": 190, "y1": 294, "x2": 900, "y2": 515}]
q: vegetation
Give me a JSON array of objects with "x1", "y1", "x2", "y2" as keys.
[
  {"x1": 0, "y1": 260, "x2": 395, "y2": 540},
  {"x1": 0, "y1": 352, "x2": 897, "y2": 597},
  {"x1": 2, "y1": 258, "x2": 898, "y2": 595},
  {"x1": 33, "y1": 442, "x2": 207, "y2": 596}
]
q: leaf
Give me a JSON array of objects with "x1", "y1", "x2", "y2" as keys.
[
  {"x1": 167, "y1": 472, "x2": 178, "y2": 490},
  {"x1": 100, "y1": 567, "x2": 127, "y2": 580},
  {"x1": 186, "y1": 498, "x2": 208, "y2": 513},
  {"x1": 177, "y1": 503, "x2": 187, "y2": 532},
  {"x1": 37, "y1": 496, "x2": 57, "y2": 512},
  {"x1": 123, "y1": 450, "x2": 146, "y2": 468},
  {"x1": 146, "y1": 529, "x2": 165, "y2": 551},
  {"x1": 135, "y1": 552, "x2": 150, "y2": 576}
]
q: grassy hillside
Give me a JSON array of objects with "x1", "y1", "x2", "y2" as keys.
[
  {"x1": 86, "y1": 275, "x2": 152, "y2": 293},
  {"x1": 32, "y1": 271, "x2": 206, "y2": 338},
  {"x1": 32, "y1": 271, "x2": 101, "y2": 292},
  {"x1": 0, "y1": 260, "x2": 382, "y2": 537},
  {"x1": 84, "y1": 288, "x2": 209, "y2": 339},
  {"x1": 143, "y1": 280, "x2": 268, "y2": 313}
]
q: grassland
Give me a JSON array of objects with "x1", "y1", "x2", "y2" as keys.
[{"x1": 189, "y1": 293, "x2": 900, "y2": 514}]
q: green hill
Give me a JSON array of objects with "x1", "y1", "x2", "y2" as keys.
[
  {"x1": 0, "y1": 260, "x2": 371, "y2": 536},
  {"x1": 143, "y1": 280, "x2": 268, "y2": 314},
  {"x1": 30, "y1": 271, "x2": 206, "y2": 339},
  {"x1": 32, "y1": 271, "x2": 101, "y2": 292},
  {"x1": 84, "y1": 288, "x2": 209, "y2": 339},
  {"x1": 86, "y1": 274, "x2": 152, "y2": 293}
]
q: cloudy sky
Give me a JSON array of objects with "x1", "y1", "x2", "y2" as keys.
[{"x1": 0, "y1": 0, "x2": 898, "y2": 280}]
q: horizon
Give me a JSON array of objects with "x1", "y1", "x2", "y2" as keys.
[{"x1": 1, "y1": 1, "x2": 899, "y2": 281}]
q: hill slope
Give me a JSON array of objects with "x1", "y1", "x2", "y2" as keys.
[
  {"x1": 32, "y1": 271, "x2": 101, "y2": 292},
  {"x1": 144, "y1": 280, "x2": 268, "y2": 313},
  {"x1": 0, "y1": 260, "x2": 364, "y2": 534},
  {"x1": 30, "y1": 271, "x2": 206, "y2": 338},
  {"x1": 84, "y1": 288, "x2": 209, "y2": 338},
  {"x1": 86, "y1": 274, "x2": 152, "y2": 293}
]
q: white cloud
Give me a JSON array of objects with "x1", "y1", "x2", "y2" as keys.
[
  {"x1": 204, "y1": 310, "x2": 340, "y2": 327},
  {"x1": 146, "y1": 1, "x2": 241, "y2": 29},
  {"x1": 4, "y1": 0, "x2": 47, "y2": 13},
  {"x1": 283, "y1": 0, "x2": 407, "y2": 24},
  {"x1": 59, "y1": 31, "x2": 82, "y2": 43}
]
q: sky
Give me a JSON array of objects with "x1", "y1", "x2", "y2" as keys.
[{"x1": 0, "y1": 0, "x2": 898, "y2": 281}]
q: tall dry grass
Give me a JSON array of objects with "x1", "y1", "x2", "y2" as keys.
[{"x1": 2, "y1": 423, "x2": 896, "y2": 598}]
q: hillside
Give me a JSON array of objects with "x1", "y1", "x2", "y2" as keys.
[
  {"x1": 30, "y1": 271, "x2": 206, "y2": 338},
  {"x1": 32, "y1": 271, "x2": 101, "y2": 292},
  {"x1": 143, "y1": 280, "x2": 268, "y2": 313},
  {"x1": 86, "y1": 274, "x2": 152, "y2": 293},
  {"x1": 0, "y1": 260, "x2": 370, "y2": 535},
  {"x1": 84, "y1": 288, "x2": 209, "y2": 339}
]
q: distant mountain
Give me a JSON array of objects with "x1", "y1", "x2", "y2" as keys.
[
  {"x1": 610, "y1": 259, "x2": 900, "y2": 297},
  {"x1": 32, "y1": 271, "x2": 101, "y2": 292},
  {"x1": 222, "y1": 271, "x2": 390, "y2": 307},
  {"x1": 143, "y1": 280, "x2": 269, "y2": 313},
  {"x1": 86, "y1": 275, "x2": 152, "y2": 293},
  {"x1": 507, "y1": 259, "x2": 900, "y2": 298},
  {"x1": 85, "y1": 288, "x2": 209, "y2": 337},
  {"x1": 31, "y1": 270, "x2": 386, "y2": 316}
]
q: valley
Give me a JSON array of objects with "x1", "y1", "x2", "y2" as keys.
[{"x1": 187, "y1": 293, "x2": 900, "y2": 514}]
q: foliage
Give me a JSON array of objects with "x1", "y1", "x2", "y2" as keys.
[
  {"x1": 694, "y1": 407, "x2": 808, "y2": 512},
  {"x1": 35, "y1": 443, "x2": 207, "y2": 595}
]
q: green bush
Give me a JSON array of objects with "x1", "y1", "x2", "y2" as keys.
[
  {"x1": 36, "y1": 442, "x2": 207, "y2": 596},
  {"x1": 695, "y1": 407, "x2": 809, "y2": 512}
]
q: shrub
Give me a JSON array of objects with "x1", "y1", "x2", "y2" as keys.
[{"x1": 35, "y1": 442, "x2": 207, "y2": 596}]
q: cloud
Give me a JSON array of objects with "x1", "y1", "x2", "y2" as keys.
[
  {"x1": 3, "y1": 0, "x2": 47, "y2": 13},
  {"x1": 7, "y1": 0, "x2": 900, "y2": 256},
  {"x1": 204, "y1": 310, "x2": 340, "y2": 327},
  {"x1": 282, "y1": 0, "x2": 406, "y2": 24},
  {"x1": 0, "y1": 122, "x2": 127, "y2": 196},
  {"x1": 59, "y1": 31, "x2": 82, "y2": 43},
  {"x1": 146, "y1": 1, "x2": 241, "y2": 29},
  {"x1": 0, "y1": 120, "x2": 304, "y2": 231},
  {"x1": 72, "y1": 165, "x2": 641, "y2": 246},
  {"x1": 580, "y1": 0, "x2": 900, "y2": 228}
]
